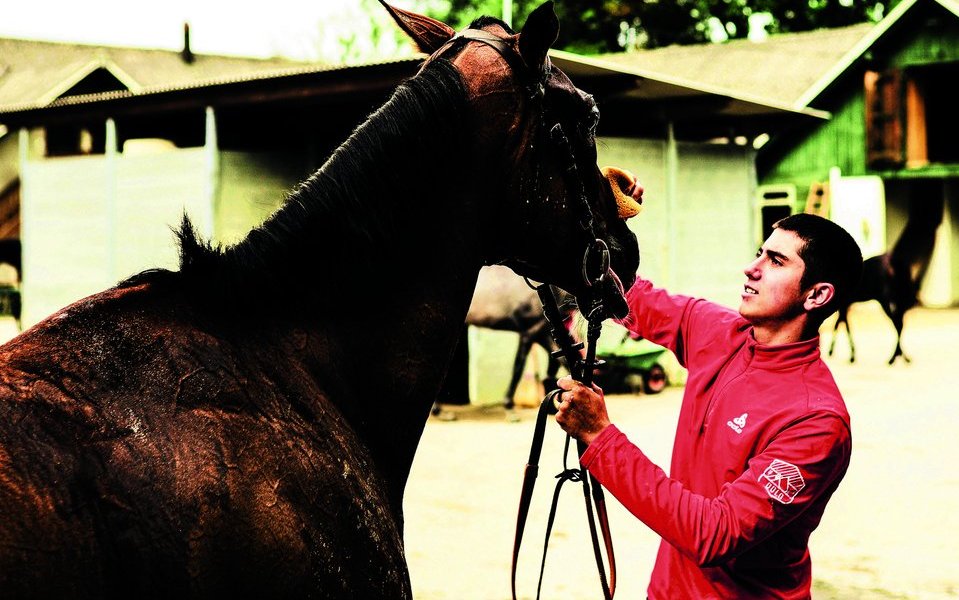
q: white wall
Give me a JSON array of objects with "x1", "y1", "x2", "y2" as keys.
[
  {"x1": 921, "y1": 186, "x2": 959, "y2": 307},
  {"x1": 20, "y1": 148, "x2": 209, "y2": 325},
  {"x1": 21, "y1": 155, "x2": 112, "y2": 325},
  {"x1": 598, "y1": 137, "x2": 757, "y2": 307}
]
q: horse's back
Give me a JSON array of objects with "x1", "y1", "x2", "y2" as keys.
[{"x1": 0, "y1": 284, "x2": 411, "y2": 598}]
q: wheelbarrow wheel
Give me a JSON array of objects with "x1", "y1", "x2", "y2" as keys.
[{"x1": 643, "y1": 364, "x2": 667, "y2": 394}]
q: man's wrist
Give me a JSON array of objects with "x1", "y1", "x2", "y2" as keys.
[{"x1": 581, "y1": 420, "x2": 612, "y2": 445}]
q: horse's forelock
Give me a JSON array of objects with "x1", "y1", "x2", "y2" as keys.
[{"x1": 469, "y1": 16, "x2": 514, "y2": 34}]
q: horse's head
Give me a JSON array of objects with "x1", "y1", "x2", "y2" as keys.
[{"x1": 381, "y1": 1, "x2": 641, "y2": 319}]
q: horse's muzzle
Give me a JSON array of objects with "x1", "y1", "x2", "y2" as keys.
[{"x1": 602, "y1": 267, "x2": 630, "y2": 319}]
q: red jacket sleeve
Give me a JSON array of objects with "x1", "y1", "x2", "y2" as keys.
[
  {"x1": 581, "y1": 416, "x2": 851, "y2": 566},
  {"x1": 615, "y1": 279, "x2": 744, "y2": 370}
]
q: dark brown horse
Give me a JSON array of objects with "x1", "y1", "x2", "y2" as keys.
[
  {"x1": 828, "y1": 193, "x2": 943, "y2": 364},
  {"x1": 0, "y1": 3, "x2": 641, "y2": 598}
]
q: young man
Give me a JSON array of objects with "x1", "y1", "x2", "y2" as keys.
[{"x1": 556, "y1": 213, "x2": 863, "y2": 599}]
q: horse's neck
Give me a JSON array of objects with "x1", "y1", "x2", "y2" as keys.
[
  {"x1": 310, "y1": 238, "x2": 481, "y2": 524},
  {"x1": 278, "y1": 149, "x2": 484, "y2": 518},
  {"x1": 890, "y1": 195, "x2": 944, "y2": 281},
  {"x1": 230, "y1": 63, "x2": 485, "y2": 520},
  {"x1": 234, "y1": 193, "x2": 482, "y2": 525}
]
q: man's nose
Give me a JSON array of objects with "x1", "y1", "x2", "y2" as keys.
[{"x1": 744, "y1": 258, "x2": 761, "y2": 278}]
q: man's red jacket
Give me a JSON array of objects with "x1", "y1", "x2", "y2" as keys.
[{"x1": 582, "y1": 279, "x2": 851, "y2": 599}]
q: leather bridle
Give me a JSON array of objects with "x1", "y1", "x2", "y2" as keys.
[{"x1": 420, "y1": 24, "x2": 617, "y2": 600}]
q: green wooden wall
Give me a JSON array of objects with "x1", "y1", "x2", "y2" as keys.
[
  {"x1": 761, "y1": 87, "x2": 868, "y2": 206},
  {"x1": 760, "y1": 3, "x2": 959, "y2": 204},
  {"x1": 887, "y1": 15, "x2": 959, "y2": 67}
]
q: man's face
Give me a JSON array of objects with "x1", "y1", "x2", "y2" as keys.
[{"x1": 740, "y1": 228, "x2": 809, "y2": 326}]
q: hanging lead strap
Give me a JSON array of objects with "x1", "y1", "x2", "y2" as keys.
[
  {"x1": 511, "y1": 388, "x2": 560, "y2": 600},
  {"x1": 511, "y1": 279, "x2": 615, "y2": 600},
  {"x1": 575, "y1": 252, "x2": 617, "y2": 598},
  {"x1": 574, "y1": 290, "x2": 616, "y2": 600}
]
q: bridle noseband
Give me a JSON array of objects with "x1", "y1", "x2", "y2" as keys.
[{"x1": 423, "y1": 26, "x2": 617, "y2": 600}]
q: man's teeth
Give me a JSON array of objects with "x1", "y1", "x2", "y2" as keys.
[{"x1": 744, "y1": 286, "x2": 758, "y2": 295}]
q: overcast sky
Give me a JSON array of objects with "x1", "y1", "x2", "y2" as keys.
[{"x1": 0, "y1": 0, "x2": 417, "y2": 61}]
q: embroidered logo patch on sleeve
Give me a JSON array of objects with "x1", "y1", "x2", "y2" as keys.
[{"x1": 758, "y1": 459, "x2": 806, "y2": 504}]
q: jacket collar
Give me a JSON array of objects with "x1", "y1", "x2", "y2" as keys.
[{"x1": 745, "y1": 332, "x2": 821, "y2": 370}]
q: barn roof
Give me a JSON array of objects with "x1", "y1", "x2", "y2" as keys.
[
  {"x1": 594, "y1": 0, "x2": 959, "y2": 111},
  {"x1": 4, "y1": 0, "x2": 959, "y2": 126},
  {"x1": 595, "y1": 24, "x2": 874, "y2": 111},
  {"x1": 0, "y1": 34, "x2": 823, "y2": 123},
  {"x1": 0, "y1": 36, "x2": 319, "y2": 112},
  {"x1": 550, "y1": 49, "x2": 830, "y2": 120}
]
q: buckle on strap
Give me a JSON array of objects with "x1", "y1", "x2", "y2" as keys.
[{"x1": 582, "y1": 238, "x2": 609, "y2": 288}]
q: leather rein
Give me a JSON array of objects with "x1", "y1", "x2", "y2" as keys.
[
  {"x1": 426, "y1": 26, "x2": 616, "y2": 599},
  {"x1": 511, "y1": 279, "x2": 616, "y2": 600}
]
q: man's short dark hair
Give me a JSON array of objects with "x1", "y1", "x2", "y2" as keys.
[{"x1": 773, "y1": 213, "x2": 863, "y2": 320}]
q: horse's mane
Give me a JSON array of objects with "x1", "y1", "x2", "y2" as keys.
[{"x1": 122, "y1": 60, "x2": 469, "y2": 319}]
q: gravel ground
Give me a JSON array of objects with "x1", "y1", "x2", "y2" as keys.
[{"x1": 404, "y1": 303, "x2": 959, "y2": 599}]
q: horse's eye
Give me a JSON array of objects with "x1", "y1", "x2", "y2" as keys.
[
  {"x1": 588, "y1": 105, "x2": 600, "y2": 130},
  {"x1": 579, "y1": 105, "x2": 600, "y2": 140}
]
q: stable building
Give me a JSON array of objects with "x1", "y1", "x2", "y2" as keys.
[
  {"x1": 598, "y1": 0, "x2": 959, "y2": 307},
  {"x1": 0, "y1": 33, "x2": 416, "y2": 325}
]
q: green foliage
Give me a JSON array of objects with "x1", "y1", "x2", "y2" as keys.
[
  {"x1": 432, "y1": 0, "x2": 890, "y2": 52},
  {"x1": 321, "y1": 0, "x2": 892, "y2": 64}
]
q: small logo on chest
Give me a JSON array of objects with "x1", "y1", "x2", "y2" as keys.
[{"x1": 726, "y1": 412, "x2": 748, "y2": 434}]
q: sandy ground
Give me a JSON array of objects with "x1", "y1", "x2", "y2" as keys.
[{"x1": 403, "y1": 303, "x2": 959, "y2": 599}]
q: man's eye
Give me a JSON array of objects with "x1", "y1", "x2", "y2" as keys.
[{"x1": 771, "y1": 257, "x2": 783, "y2": 266}]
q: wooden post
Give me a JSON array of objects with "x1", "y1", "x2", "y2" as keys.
[
  {"x1": 106, "y1": 118, "x2": 117, "y2": 282},
  {"x1": 204, "y1": 106, "x2": 219, "y2": 240},
  {"x1": 665, "y1": 120, "x2": 678, "y2": 288},
  {"x1": 905, "y1": 78, "x2": 928, "y2": 169}
]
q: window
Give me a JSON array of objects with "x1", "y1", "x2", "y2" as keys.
[
  {"x1": 907, "y1": 63, "x2": 959, "y2": 165},
  {"x1": 755, "y1": 184, "x2": 795, "y2": 246},
  {"x1": 864, "y1": 69, "x2": 904, "y2": 169},
  {"x1": 865, "y1": 63, "x2": 959, "y2": 169}
]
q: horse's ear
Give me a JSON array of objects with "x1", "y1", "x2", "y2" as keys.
[
  {"x1": 378, "y1": 1, "x2": 455, "y2": 54},
  {"x1": 519, "y1": 1, "x2": 559, "y2": 73}
]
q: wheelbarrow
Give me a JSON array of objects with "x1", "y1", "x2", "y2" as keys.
[{"x1": 593, "y1": 324, "x2": 669, "y2": 394}]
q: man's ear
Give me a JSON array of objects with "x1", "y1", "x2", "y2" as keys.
[{"x1": 804, "y1": 283, "x2": 836, "y2": 312}]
